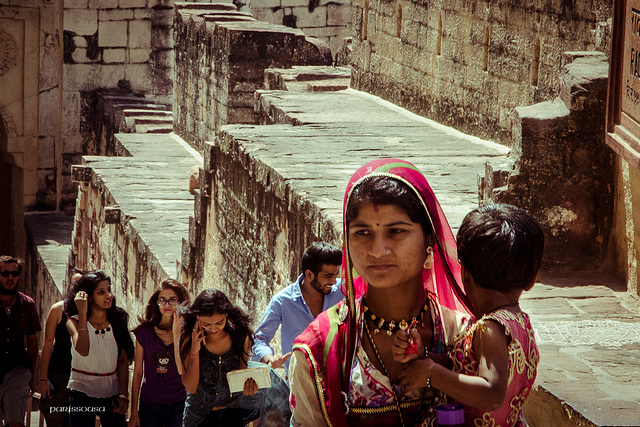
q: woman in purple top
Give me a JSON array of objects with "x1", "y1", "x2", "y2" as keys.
[{"x1": 129, "y1": 279, "x2": 189, "y2": 427}]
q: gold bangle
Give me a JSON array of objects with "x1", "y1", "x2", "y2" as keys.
[{"x1": 78, "y1": 328, "x2": 88, "y2": 332}]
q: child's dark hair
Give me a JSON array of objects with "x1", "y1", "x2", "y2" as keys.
[
  {"x1": 64, "y1": 270, "x2": 135, "y2": 363},
  {"x1": 457, "y1": 203, "x2": 544, "y2": 292},
  {"x1": 132, "y1": 279, "x2": 189, "y2": 335},
  {"x1": 178, "y1": 289, "x2": 253, "y2": 365},
  {"x1": 301, "y1": 242, "x2": 342, "y2": 275},
  {"x1": 346, "y1": 175, "x2": 434, "y2": 236}
]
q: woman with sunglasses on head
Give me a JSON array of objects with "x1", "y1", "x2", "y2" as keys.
[
  {"x1": 128, "y1": 279, "x2": 189, "y2": 427},
  {"x1": 64, "y1": 270, "x2": 135, "y2": 427}
]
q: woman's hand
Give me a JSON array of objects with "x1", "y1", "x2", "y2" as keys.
[
  {"x1": 392, "y1": 328, "x2": 423, "y2": 363},
  {"x1": 191, "y1": 320, "x2": 205, "y2": 355},
  {"x1": 399, "y1": 357, "x2": 434, "y2": 394},
  {"x1": 114, "y1": 396, "x2": 128, "y2": 415},
  {"x1": 74, "y1": 291, "x2": 88, "y2": 317},
  {"x1": 36, "y1": 379, "x2": 50, "y2": 398},
  {"x1": 242, "y1": 378, "x2": 259, "y2": 396},
  {"x1": 127, "y1": 414, "x2": 140, "y2": 427}
]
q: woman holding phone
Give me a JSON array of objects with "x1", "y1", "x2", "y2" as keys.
[{"x1": 178, "y1": 289, "x2": 290, "y2": 426}]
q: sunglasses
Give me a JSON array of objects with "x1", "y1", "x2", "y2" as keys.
[
  {"x1": 0, "y1": 271, "x2": 19, "y2": 278},
  {"x1": 157, "y1": 298, "x2": 180, "y2": 306}
]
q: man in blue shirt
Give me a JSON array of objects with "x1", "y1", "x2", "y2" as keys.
[{"x1": 252, "y1": 242, "x2": 343, "y2": 374}]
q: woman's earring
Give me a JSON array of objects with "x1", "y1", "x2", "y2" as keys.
[{"x1": 424, "y1": 246, "x2": 434, "y2": 270}]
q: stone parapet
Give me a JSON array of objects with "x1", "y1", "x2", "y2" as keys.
[
  {"x1": 173, "y1": 2, "x2": 332, "y2": 152},
  {"x1": 70, "y1": 133, "x2": 201, "y2": 316},
  {"x1": 23, "y1": 213, "x2": 75, "y2": 344},
  {"x1": 482, "y1": 52, "x2": 615, "y2": 271},
  {"x1": 350, "y1": 0, "x2": 612, "y2": 147}
]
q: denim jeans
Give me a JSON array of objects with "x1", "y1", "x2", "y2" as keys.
[
  {"x1": 138, "y1": 400, "x2": 185, "y2": 427},
  {"x1": 68, "y1": 389, "x2": 125, "y2": 427}
]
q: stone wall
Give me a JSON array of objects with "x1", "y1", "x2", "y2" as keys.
[
  {"x1": 173, "y1": 3, "x2": 332, "y2": 152},
  {"x1": 69, "y1": 162, "x2": 173, "y2": 317},
  {"x1": 350, "y1": 0, "x2": 612, "y2": 147},
  {"x1": 246, "y1": 0, "x2": 353, "y2": 55},
  {"x1": 63, "y1": 0, "x2": 175, "y2": 210},
  {"x1": 609, "y1": 156, "x2": 640, "y2": 298},
  {"x1": 183, "y1": 133, "x2": 341, "y2": 312},
  {"x1": 0, "y1": 0, "x2": 64, "y2": 256},
  {"x1": 481, "y1": 52, "x2": 615, "y2": 271}
]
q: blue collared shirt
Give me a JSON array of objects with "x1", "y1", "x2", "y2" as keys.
[{"x1": 252, "y1": 274, "x2": 343, "y2": 373}]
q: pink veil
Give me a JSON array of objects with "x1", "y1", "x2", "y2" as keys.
[{"x1": 340, "y1": 158, "x2": 473, "y2": 317}]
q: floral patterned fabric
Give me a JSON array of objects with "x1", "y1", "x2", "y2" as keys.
[{"x1": 450, "y1": 309, "x2": 539, "y2": 427}]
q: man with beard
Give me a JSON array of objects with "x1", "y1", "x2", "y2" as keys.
[
  {"x1": 0, "y1": 256, "x2": 40, "y2": 427},
  {"x1": 252, "y1": 242, "x2": 342, "y2": 376}
]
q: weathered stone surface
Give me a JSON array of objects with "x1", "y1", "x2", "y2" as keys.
[
  {"x1": 70, "y1": 133, "x2": 201, "y2": 316},
  {"x1": 173, "y1": 6, "x2": 333, "y2": 151},
  {"x1": 521, "y1": 272, "x2": 640, "y2": 426},
  {"x1": 483, "y1": 53, "x2": 615, "y2": 271},
  {"x1": 350, "y1": 0, "x2": 612, "y2": 147}
]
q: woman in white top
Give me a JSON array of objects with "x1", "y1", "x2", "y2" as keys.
[{"x1": 64, "y1": 270, "x2": 135, "y2": 427}]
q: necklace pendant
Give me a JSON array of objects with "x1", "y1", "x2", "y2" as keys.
[
  {"x1": 386, "y1": 330, "x2": 392, "y2": 336},
  {"x1": 374, "y1": 328, "x2": 380, "y2": 334},
  {"x1": 377, "y1": 318, "x2": 385, "y2": 329},
  {"x1": 388, "y1": 320, "x2": 395, "y2": 331},
  {"x1": 399, "y1": 319, "x2": 408, "y2": 331}
]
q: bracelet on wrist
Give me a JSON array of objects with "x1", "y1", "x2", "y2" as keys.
[
  {"x1": 426, "y1": 361, "x2": 434, "y2": 389},
  {"x1": 118, "y1": 394, "x2": 128, "y2": 399}
]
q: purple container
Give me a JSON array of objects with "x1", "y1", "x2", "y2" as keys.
[{"x1": 436, "y1": 404, "x2": 465, "y2": 426}]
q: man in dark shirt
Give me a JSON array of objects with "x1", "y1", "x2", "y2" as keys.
[{"x1": 0, "y1": 256, "x2": 41, "y2": 427}]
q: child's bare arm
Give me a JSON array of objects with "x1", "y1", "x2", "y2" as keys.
[{"x1": 400, "y1": 320, "x2": 510, "y2": 410}]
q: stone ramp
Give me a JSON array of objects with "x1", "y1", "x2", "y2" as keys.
[
  {"x1": 249, "y1": 88, "x2": 509, "y2": 230},
  {"x1": 521, "y1": 272, "x2": 640, "y2": 426}
]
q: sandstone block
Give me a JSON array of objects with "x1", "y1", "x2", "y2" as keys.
[
  {"x1": 65, "y1": 0, "x2": 88, "y2": 7},
  {"x1": 151, "y1": 8, "x2": 174, "y2": 27},
  {"x1": 129, "y1": 20, "x2": 152, "y2": 48},
  {"x1": 103, "y1": 48, "x2": 127, "y2": 63},
  {"x1": 62, "y1": 92, "x2": 80, "y2": 136},
  {"x1": 281, "y1": 0, "x2": 307, "y2": 7},
  {"x1": 71, "y1": 48, "x2": 101, "y2": 63},
  {"x1": 292, "y1": 6, "x2": 327, "y2": 28},
  {"x1": 327, "y1": 3, "x2": 350, "y2": 27},
  {"x1": 134, "y1": 8, "x2": 152, "y2": 20},
  {"x1": 125, "y1": 64, "x2": 153, "y2": 92},
  {"x1": 38, "y1": 137, "x2": 55, "y2": 169},
  {"x1": 99, "y1": 21, "x2": 128, "y2": 47},
  {"x1": 99, "y1": 9, "x2": 134, "y2": 21},
  {"x1": 253, "y1": 8, "x2": 284, "y2": 24},
  {"x1": 62, "y1": 135, "x2": 83, "y2": 154},
  {"x1": 151, "y1": 27, "x2": 173, "y2": 48},
  {"x1": 73, "y1": 36, "x2": 88, "y2": 48},
  {"x1": 90, "y1": 0, "x2": 118, "y2": 7},
  {"x1": 64, "y1": 9, "x2": 98, "y2": 36},
  {"x1": 130, "y1": 48, "x2": 151, "y2": 63},
  {"x1": 119, "y1": 0, "x2": 148, "y2": 8}
]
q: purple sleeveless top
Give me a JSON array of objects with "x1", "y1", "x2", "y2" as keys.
[{"x1": 134, "y1": 325, "x2": 186, "y2": 404}]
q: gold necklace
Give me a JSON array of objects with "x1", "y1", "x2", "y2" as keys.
[
  {"x1": 363, "y1": 320, "x2": 424, "y2": 427},
  {"x1": 363, "y1": 303, "x2": 428, "y2": 335}
]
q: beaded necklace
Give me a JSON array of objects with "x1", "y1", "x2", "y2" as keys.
[{"x1": 363, "y1": 303, "x2": 429, "y2": 335}]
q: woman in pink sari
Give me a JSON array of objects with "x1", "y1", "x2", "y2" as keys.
[{"x1": 289, "y1": 158, "x2": 474, "y2": 426}]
